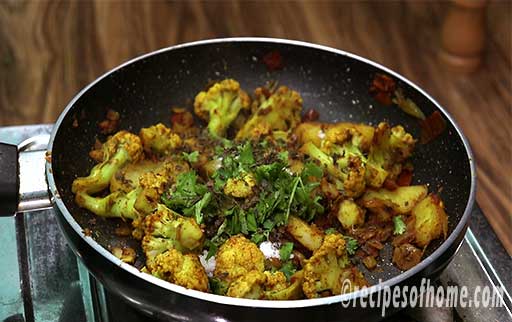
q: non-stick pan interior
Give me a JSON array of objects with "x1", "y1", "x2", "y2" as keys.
[{"x1": 51, "y1": 40, "x2": 472, "y2": 283}]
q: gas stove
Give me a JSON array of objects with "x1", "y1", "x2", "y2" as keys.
[{"x1": 1, "y1": 124, "x2": 511, "y2": 322}]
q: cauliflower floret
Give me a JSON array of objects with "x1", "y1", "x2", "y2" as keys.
[
  {"x1": 74, "y1": 188, "x2": 140, "y2": 221},
  {"x1": 236, "y1": 86, "x2": 303, "y2": 140},
  {"x1": 101, "y1": 130, "x2": 144, "y2": 163},
  {"x1": 300, "y1": 140, "x2": 367, "y2": 198},
  {"x1": 142, "y1": 204, "x2": 204, "y2": 261},
  {"x1": 139, "y1": 123, "x2": 182, "y2": 155},
  {"x1": 194, "y1": 79, "x2": 251, "y2": 138},
  {"x1": 295, "y1": 122, "x2": 374, "y2": 151},
  {"x1": 264, "y1": 271, "x2": 288, "y2": 291},
  {"x1": 302, "y1": 233, "x2": 368, "y2": 298},
  {"x1": 134, "y1": 158, "x2": 190, "y2": 215},
  {"x1": 366, "y1": 122, "x2": 416, "y2": 187},
  {"x1": 265, "y1": 270, "x2": 305, "y2": 300},
  {"x1": 214, "y1": 235, "x2": 265, "y2": 283},
  {"x1": 223, "y1": 173, "x2": 256, "y2": 198},
  {"x1": 147, "y1": 248, "x2": 209, "y2": 292},
  {"x1": 226, "y1": 270, "x2": 267, "y2": 299},
  {"x1": 72, "y1": 131, "x2": 143, "y2": 194},
  {"x1": 75, "y1": 158, "x2": 191, "y2": 241},
  {"x1": 225, "y1": 270, "x2": 292, "y2": 299}
]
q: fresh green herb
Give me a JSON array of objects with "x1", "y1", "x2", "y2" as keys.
[
  {"x1": 279, "y1": 261, "x2": 296, "y2": 280},
  {"x1": 246, "y1": 212, "x2": 257, "y2": 232},
  {"x1": 161, "y1": 171, "x2": 207, "y2": 209},
  {"x1": 301, "y1": 161, "x2": 323, "y2": 179},
  {"x1": 250, "y1": 232, "x2": 266, "y2": 244},
  {"x1": 279, "y1": 242, "x2": 294, "y2": 261},
  {"x1": 209, "y1": 277, "x2": 229, "y2": 295},
  {"x1": 278, "y1": 151, "x2": 289, "y2": 162},
  {"x1": 212, "y1": 141, "x2": 255, "y2": 192},
  {"x1": 238, "y1": 142, "x2": 255, "y2": 167},
  {"x1": 325, "y1": 228, "x2": 338, "y2": 235},
  {"x1": 193, "y1": 192, "x2": 211, "y2": 224},
  {"x1": 259, "y1": 139, "x2": 269, "y2": 149},
  {"x1": 182, "y1": 151, "x2": 199, "y2": 163},
  {"x1": 161, "y1": 171, "x2": 211, "y2": 224},
  {"x1": 393, "y1": 216, "x2": 407, "y2": 235},
  {"x1": 345, "y1": 236, "x2": 359, "y2": 255},
  {"x1": 170, "y1": 140, "x2": 326, "y2": 250}
]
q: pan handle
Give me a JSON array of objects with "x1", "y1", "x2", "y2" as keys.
[
  {"x1": 0, "y1": 143, "x2": 19, "y2": 215},
  {"x1": 0, "y1": 139, "x2": 52, "y2": 216}
]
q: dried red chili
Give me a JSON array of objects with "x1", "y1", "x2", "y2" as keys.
[
  {"x1": 262, "y1": 51, "x2": 284, "y2": 71},
  {"x1": 302, "y1": 108, "x2": 320, "y2": 122},
  {"x1": 396, "y1": 169, "x2": 413, "y2": 186},
  {"x1": 419, "y1": 111, "x2": 447, "y2": 144},
  {"x1": 369, "y1": 73, "x2": 396, "y2": 106}
]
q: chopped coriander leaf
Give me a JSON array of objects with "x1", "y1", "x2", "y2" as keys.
[
  {"x1": 251, "y1": 232, "x2": 266, "y2": 244},
  {"x1": 192, "y1": 192, "x2": 211, "y2": 224},
  {"x1": 345, "y1": 236, "x2": 359, "y2": 255},
  {"x1": 259, "y1": 139, "x2": 269, "y2": 149},
  {"x1": 205, "y1": 240, "x2": 219, "y2": 260},
  {"x1": 238, "y1": 142, "x2": 255, "y2": 167},
  {"x1": 325, "y1": 228, "x2": 337, "y2": 235},
  {"x1": 161, "y1": 171, "x2": 211, "y2": 218},
  {"x1": 279, "y1": 242, "x2": 294, "y2": 261},
  {"x1": 246, "y1": 212, "x2": 257, "y2": 232},
  {"x1": 182, "y1": 151, "x2": 199, "y2": 163},
  {"x1": 393, "y1": 216, "x2": 407, "y2": 235},
  {"x1": 209, "y1": 277, "x2": 229, "y2": 295},
  {"x1": 301, "y1": 162, "x2": 323, "y2": 179},
  {"x1": 278, "y1": 150, "x2": 289, "y2": 162},
  {"x1": 279, "y1": 261, "x2": 296, "y2": 280}
]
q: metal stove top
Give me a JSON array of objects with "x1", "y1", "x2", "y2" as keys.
[{"x1": 0, "y1": 124, "x2": 510, "y2": 322}]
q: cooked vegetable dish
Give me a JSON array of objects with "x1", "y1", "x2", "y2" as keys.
[{"x1": 72, "y1": 79, "x2": 448, "y2": 300}]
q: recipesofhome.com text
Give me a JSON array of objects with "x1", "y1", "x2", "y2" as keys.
[{"x1": 339, "y1": 278, "x2": 505, "y2": 316}]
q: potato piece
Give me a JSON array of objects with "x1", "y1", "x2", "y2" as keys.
[
  {"x1": 411, "y1": 195, "x2": 448, "y2": 247},
  {"x1": 286, "y1": 216, "x2": 324, "y2": 251},
  {"x1": 110, "y1": 160, "x2": 161, "y2": 192},
  {"x1": 336, "y1": 199, "x2": 365, "y2": 229},
  {"x1": 360, "y1": 185, "x2": 428, "y2": 214}
]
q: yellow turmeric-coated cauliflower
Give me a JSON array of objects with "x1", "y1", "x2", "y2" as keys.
[
  {"x1": 214, "y1": 235, "x2": 265, "y2": 283},
  {"x1": 142, "y1": 204, "x2": 204, "y2": 261},
  {"x1": 226, "y1": 270, "x2": 267, "y2": 299},
  {"x1": 223, "y1": 173, "x2": 256, "y2": 198},
  {"x1": 194, "y1": 79, "x2": 251, "y2": 138},
  {"x1": 366, "y1": 122, "x2": 416, "y2": 187},
  {"x1": 236, "y1": 86, "x2": 303, "y2": 140},
  {"x1": 225, "y1": 270, "x2": 291, "y2": 299},
  {"x1": 147, "y1": 248, "x2": 209, "y2": 292},
  {"x1": 139, "y1": 123, "x2": 182, "y2": 155},
  {"x1": 72, "y1": 130, "x2": 143, "y2": 194},
  {"x1": 302, "y1": 233, "x2": 367, "y2": 298}
]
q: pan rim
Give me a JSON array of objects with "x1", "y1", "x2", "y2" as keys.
[{"x1": 45, "y1": 37, "x2": 476, "y2": 308}]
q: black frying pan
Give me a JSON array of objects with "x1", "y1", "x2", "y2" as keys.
[{"x1": 0, "y1": 38, "x2": 476, "y2": 322}]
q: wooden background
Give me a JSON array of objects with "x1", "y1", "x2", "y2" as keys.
[{"x1": 0, "y1": 1, "x2": 510, "y2": 253}]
